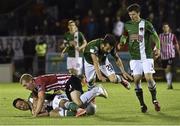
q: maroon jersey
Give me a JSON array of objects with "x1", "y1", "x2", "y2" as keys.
[
  {"x1": 159, "y1": 33, "x2": 178, "y2": 59},
  {"x1": 33, "y1": 74, "x2": 71, "y2": 92}
]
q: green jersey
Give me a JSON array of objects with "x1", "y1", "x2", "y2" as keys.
[
  {"x1": 64, "y1": 31, "x2": 85, "y2": 57},
  {"x1": 120, "y1": 19, "x2": 160, "y2": 60},
  {"x1": 84, "y1": 39, "x2": 116, "y2": 65}
]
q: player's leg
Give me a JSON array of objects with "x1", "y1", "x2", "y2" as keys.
[
  {"x1": 67, "y1": 57, "x2": 77, "y2": 75},
  {"x1": 75, "y1": 57, "x2": 83, "y2": 76},
  {"x1": 165, "y1": 65, "x2": 173, "y2": 89},
  {"x1": 84, "y1": 59, "x2": 97, "y2": 90},
  {"x1": 143, "y1": 59, "x2": 160, "y2": 112},
  {"x1": 130, "y1": 60, "x2": 147, "y2": 113},
  {"x1": 100, "y1": 58, "x2": 130, "y2": 89},
  {"x1": 165, "y1": 59, "x2": 174, "y2": 89}
]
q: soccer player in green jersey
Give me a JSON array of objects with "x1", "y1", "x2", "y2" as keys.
[
  {"x1": 61, "y1": 20, "x2": 87, "y2": 76},
  {"x1": 84, "y1": 34, "x2": 133, "y2": 91},
  {"x1": 119, "y1": 3, "x2": 161, "y2": 113}
]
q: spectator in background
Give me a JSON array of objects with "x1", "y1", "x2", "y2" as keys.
[
  {"x1": 159, "y1": 23, "x2": 180, "y2": 89},
  {"x1": 113, "y1": 16, "x2": 124, "y2": 39},
  {"x1": 23, "y1": 36, "x2": 36, "y2": 74},
  {"x1": 35, "y1": 37, "x2": 47, "y2": 75},
  {"x1": 0, "y1": 40, "x2": 6, "y2": 63},
  {"x1": 61, "y1": 20, "x2": 87, "y2": 76},
  {"x1": 4, "y1": 42, "x2": 14, "y2": 63}
]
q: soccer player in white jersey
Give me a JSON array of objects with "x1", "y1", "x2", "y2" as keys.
[{"x1": 159, "y1": 22, "x2": 180, "y2": 89}]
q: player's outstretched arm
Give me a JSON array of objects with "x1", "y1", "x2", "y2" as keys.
[{"x1": 32, "y1": 91, "x2": 45, "y2": 117}]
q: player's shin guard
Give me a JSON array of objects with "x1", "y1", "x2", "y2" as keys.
[{"x1": 135, "y1": 88, "x2": 145, "y2": 106}]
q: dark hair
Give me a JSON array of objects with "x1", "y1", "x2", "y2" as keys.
[
  {"x1": 68, "y1": 20, "x2": 76, "y2": 25},
  {"x1": 103, "y1": 34, "x2": 117, "y2": 47},
  {"x1": 13, "y1": 98, "x2": 24, "y2": 108},
  {"x1": 127, "y1": 3, "x2": 141, "y2": 13},
  {"x1": 162, "y1": 22, "x2": 169, "y2": 26}
]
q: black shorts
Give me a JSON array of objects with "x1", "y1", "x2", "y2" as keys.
[
  {"x1": 161, "y1": 58, "x2": 175, "y2": 68},
  {"x1": 65, "y1": 75, "x2": 83, "y2": 101}
]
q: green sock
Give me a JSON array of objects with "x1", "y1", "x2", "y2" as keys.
[
  {"x1": 135, "y1": 88, "x2": 145, "y2": 106},
  {"x1": 65, "y1": 102, "x2": 79, "y2": 111},
  {"x1": 66, "y1": 110, "x2": 76, "y2": 116}
]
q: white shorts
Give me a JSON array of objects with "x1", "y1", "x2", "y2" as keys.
[
  {"x1": 52, "y1": 94, "x2": 68, "y2": 116},
  {"x1": 67, "y1": 57, "x2": 83, "y2": 75},
  {"x1": 130, "y1": 59, "x2": 155, "y2": 75},
  {"x1": 84, "y1": 58, "x2": 115, "y2": 82}
]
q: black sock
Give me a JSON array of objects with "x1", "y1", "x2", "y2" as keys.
[
  {"x1": 135, "y1": 88, "x2": 145, "y2": 106},
  {"x1": 148, "y1": 87, "x2": 157, "y2": 102}
]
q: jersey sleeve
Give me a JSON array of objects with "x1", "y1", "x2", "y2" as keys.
[
  {"x1": 146, "y1": 21, "x2": 160, "y2": 49},
  {"x1": 173, "y1": 34, "x2": 178, "y2": 45},
  {"x1": 89, "y1": 40, "x2": 99, "y2": 55},
  {"x1": 79, "y1": 32, "x2": 86, "y2": 41},
  {"x1": 34, "y1": 78, "x2": 46, "y2": 92},
  {"x1": 120, "y1": 26, "x2": 128, "y2": 45}
]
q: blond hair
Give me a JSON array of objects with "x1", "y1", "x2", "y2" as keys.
[{"x1": 19, "y1": 73, "x2": 33, "y2": 84}]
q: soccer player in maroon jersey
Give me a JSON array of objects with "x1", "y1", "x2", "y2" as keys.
[
  {"x1": 20, "y1": 73, "x2": 108, "y2": 117},
  {"x1": 159, "y1": 23, "x2": 180, "y2": 89}
]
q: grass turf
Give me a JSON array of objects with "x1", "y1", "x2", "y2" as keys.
[{"x1": 0, "y1": 82, "x2": 180, "y2": 125}]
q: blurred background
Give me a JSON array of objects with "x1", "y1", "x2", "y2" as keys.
[{"x1": 0, "y1": 0, "x2": 180, "y2": 82}]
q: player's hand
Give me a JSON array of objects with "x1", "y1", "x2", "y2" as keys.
[
  {"x1": 122, "y1": 72, "x2": 133, "y2": 81},
  {"x1": 75, "y1": 46, "x2": 80, "y2": 52},
  {"x1": 60, "y1": 52, "x2": 64, "y2": 58},
  {"x1": 70, "y1": 41, "x2": 77, "y2": 47},
  {"x1": 154, "y1": 49, "x2": 160, "y2": 60},
  {"x1": 99, "y1": 76, "x2": 107, "y2": 82}
]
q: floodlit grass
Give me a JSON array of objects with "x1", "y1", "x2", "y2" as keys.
[{"x1": 0, "y1": 82, "x2": 180, "y2": 125}]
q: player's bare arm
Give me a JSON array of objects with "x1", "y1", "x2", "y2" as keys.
[
  {"x1": 114, "y1": 53, "x2": 133, "y2": 81},
  {"x1": 77, "y1": 40, "x2": 87, "y2": 51},
  {"x1": 91, "y1": 54, "x2": 106, "y2": 82},
  {"x1": 33, "y1": 91, "x2": 45, "y2": 117}
]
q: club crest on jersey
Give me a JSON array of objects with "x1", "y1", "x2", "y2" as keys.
[{"x1": 139, "y1": 27, "x2": 144, "y2": 32}]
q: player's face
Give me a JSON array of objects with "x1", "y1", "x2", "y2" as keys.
[
  {"x1": 128, "y1": 11, "x2": 140, "y2": 22},
  {"x1": 22, "y1": 80, "x2": 34, "y2": 91},
  {"x1": 163, "y1": 25, "x2": 170, "y2": 33},
  {"x1": 15, "y1": 100, "x2": 30, "y2": 111},
  {"x1": 68, "y1": 23, "x2": 77, "y2": 33},
  {"x1": 101, "y1": 43, "x2": 113, "y2": 53}
]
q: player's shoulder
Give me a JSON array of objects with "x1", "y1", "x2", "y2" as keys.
[{"x1": 124, "y1": 20, "x2": 132, "y2": 25}]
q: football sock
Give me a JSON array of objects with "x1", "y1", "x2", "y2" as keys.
[
  {"x1": 87, "y1": 82, "x2": 96, "y2": 90},
  {"x1": 80, "y1": 89, "x2": 96, "y2": 105},
  {"x1": 66, "y1": 111, "x2": 76, "y2": 116},
  {"x1": 135, "y1": 88, "x2": 145, "y2": 106},
  {"x1": 166, "y1": 72, "x2": 172, "y2": 86},
  {"x1": 149, "y1": 88, "x2": 157, "y2": 102},
  {"x1": 148, "y1": 80, "x2": 157, "y2": 102},
  {"x1": 116, "y1": 75, "x2": 122, "y2": 83},
  {"x1": 64, "y1": 102, "x2": 79, "y2": 111}
]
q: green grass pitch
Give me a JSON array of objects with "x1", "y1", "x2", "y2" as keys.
[{"x1": 0, "y1": 82, "x2": 180, "y2": 125}]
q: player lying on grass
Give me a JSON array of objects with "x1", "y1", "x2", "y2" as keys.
[
  {"x1": 13, "y1": 93, "x2": 96, "y2": 117},
  {"x1": 20, "y1": 73, "x2": 106, "y2": 117}
]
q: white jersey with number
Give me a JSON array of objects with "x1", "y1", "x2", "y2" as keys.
[{"x1": 84, "y1": 57, "x2": 115, "y2": 82}]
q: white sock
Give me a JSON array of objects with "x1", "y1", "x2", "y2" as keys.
[
  {"x1": 166, "y1": 72, "x2": 172, "y2": 85},
  {"x1": 80, "y1": 89, "x2": 96, "y2": 104},
  {"x1": 116, "y1": 75, "x2": 122, "y2": 83}
]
